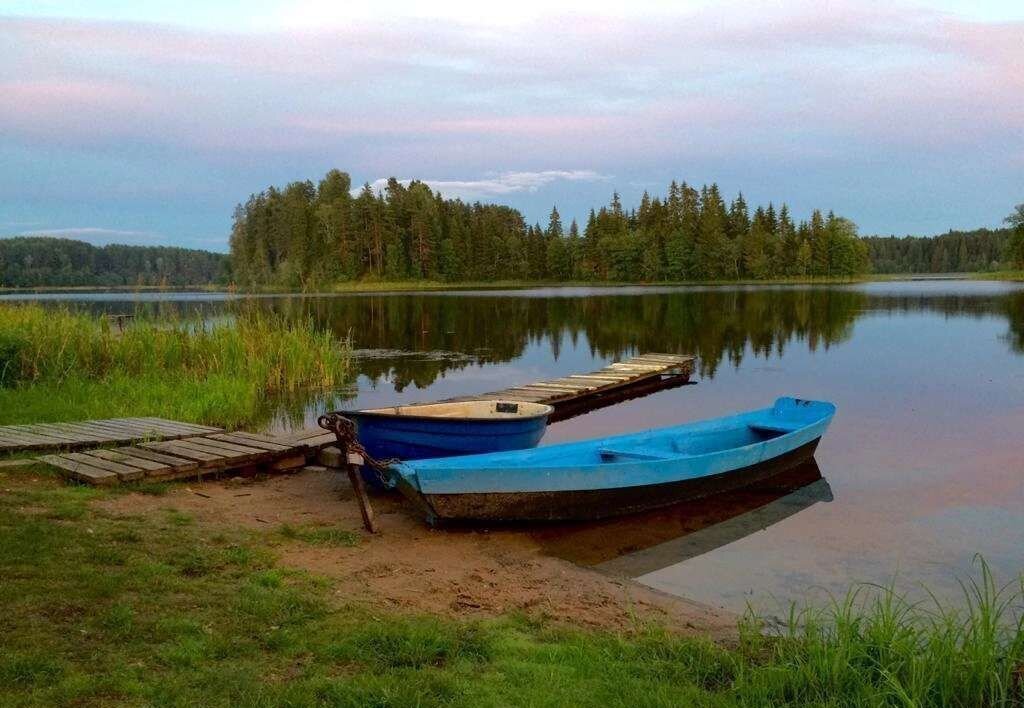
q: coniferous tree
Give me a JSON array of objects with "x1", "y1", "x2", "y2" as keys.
[
  {"x1": 1006, "y1": 204, "x2": 1024, "y2": 269},
  {"x1": 224, "y1": 169, "x2": 879, "y2": 287}
]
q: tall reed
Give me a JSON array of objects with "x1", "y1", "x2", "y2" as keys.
[
  {"x1": 733, "y1": 557, "x2": 1024, "y2": 706},
  {"x1": 0, "y1": 304, "x2": 349, "y2": 393},
  {"x1": 0, "y1": 304, "x2": 351, "y2": 427}
]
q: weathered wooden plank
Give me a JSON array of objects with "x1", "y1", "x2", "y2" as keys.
[
  {"x1": 534, "y1": 378, "x2": 594, "y2": 388},
  {"x1": 0, "y1": 430, "x2": 54, "y2": 446},
  {"x1": 491, "y1": 389, "x2": 558, "y2": 400},
  {"x1": 142, "y1": 440, "x2": 224, "y2": 462},
  {"x1": 568, "y1": 374, "x2": 628, "y2": 381},
  {"x1": 1, "y1": 424, "x2": 82, "y2": 442},
  {"x1": 61, "y1": 452, "x2": 145, "y2": 481},
  {"x1": 626, "y1": 354, "x2": 684, "y2": 364},
  {"x1": 208, "y1": 433, "x2": 290, "y2": 452},
  {"x1": 168, "y1": 440, "x2": 268, "y2": 468},
  {"x1": 25, "y1": 423, "x2": 112, "y2": 442},
  {"x1": 85, "y1": 449, "x2": 171, "y2": 474},
  {"x1": 284, "y1": 431, "x2": 335, "y2": 449},
  {"x1": 95, "y1": 419, "x2": 170, "y2": 436},
  {"x1": 632, "y1": 353, "x2": 692, "y2": 362},
  {"x1": 3, "y1": 423, "x2": 99, "y2": 443},
  {"x1": 133, "y1": 418, "x2": 221, "y2": 434},
  {"x1": 523, "y1": 382, "x2": 590, "y2": 391},
  {"x1": 546, "y1": 378, "x2": 602, "y2": 389},
  {"x1": 55, "y1": 422, "x2": 137, "y2": 440},
  {"x1": 156, "y1": 439, "x2": 238, "y2": 460},
  {"x1": 83, "y1": 420, "x2": 160, "y2": 437},
  {"x1": 182, "y1": 437, "x2": 268, "y2": 456},
  {"x1": 116, "y1": 446, "x2": 200, "y2": 472},
  {"x1": 97, "y1": 419, "x2": 186, "y2": 439},
  {"x1": 221, "y1": 431, "x2": 291, "y2": 446},
  {"x1": 39, "y1": 454, "x2": 119, "y2": 485},
  {"x1": 606, "y1": 363, "x2": 663, "y2": 371}
]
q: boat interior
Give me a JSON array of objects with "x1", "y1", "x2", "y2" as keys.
[{"x1": 597, "y1": 422, "x2": 798, "y2": 462}]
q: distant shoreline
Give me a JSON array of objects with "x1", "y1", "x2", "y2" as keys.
[
  {"x1": 1, "y1": 272, "x2": 1022, "y2": 295},
  {"x1": 4, "y1": 270, "x2": 1019, "y2": 293}
]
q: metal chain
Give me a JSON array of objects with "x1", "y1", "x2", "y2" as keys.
[{"x1": 317, "y1": 412, "x2": 399, "y2": 487}]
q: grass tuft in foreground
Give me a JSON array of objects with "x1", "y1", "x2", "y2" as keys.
[
  {"x1": 0, "y1": 304, "x2": 351, "y2": 428},
  {"x1": 2, "y1": 465, "x2": 1023, "y2": 707}
]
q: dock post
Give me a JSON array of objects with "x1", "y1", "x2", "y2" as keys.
[
  {"x1": 345, "y1": 452, "x2": 377, "y2": 533},
  {"x1": 318, "y1": 445, "x2": 377, "y2": 533}
]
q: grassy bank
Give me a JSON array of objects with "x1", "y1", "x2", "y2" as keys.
[
  {"x1": 972, "y1": 270, "x2": 1024, "y2": 281},
  {"x1": 2, "y1": 276, "x2": 876, "y2": 295},
  {"x1": 2, "y1": 464, "x2": 1022, "y2": 707},
  {"x1": 0, "y1": 305, "x2": 351, "y2": 429}
]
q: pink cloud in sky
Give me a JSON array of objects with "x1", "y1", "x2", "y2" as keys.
[{"x1": 0, "y1": 2, "x2": 1021, "y2": 180}]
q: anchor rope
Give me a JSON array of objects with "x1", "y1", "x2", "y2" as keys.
[{"x1": 317, "y1": 412, "x2": 399, "y2": 486}]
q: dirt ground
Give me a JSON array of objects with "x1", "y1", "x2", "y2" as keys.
[{"x1": 98, "y1": 467, "x2": 736, "y2": 638}]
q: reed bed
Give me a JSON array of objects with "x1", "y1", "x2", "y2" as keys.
[
  {"x1": 0, "y1": 304, "x2": 351, "y2": 427},
  {"x1": 732, "y1": 558, "x2": 1024, "y2": 706}
]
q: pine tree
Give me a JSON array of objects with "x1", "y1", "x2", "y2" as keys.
[{"x1": 1005, "y1": 203, "x2": 1024, "y2": 269}]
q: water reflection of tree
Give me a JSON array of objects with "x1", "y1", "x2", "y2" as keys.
[
  {"x1": 1005, "y1": 293, "x2": 1024, "y2": 353},
  {"x1": 241, "y1": 288, "x2": 867, "y2": 386}
]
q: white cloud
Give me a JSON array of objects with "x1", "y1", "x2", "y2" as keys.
[{"x1": 355, "y1": 170, "x2": 610, "y2": 200}]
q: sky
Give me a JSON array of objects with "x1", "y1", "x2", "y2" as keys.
[{"x1": 1, "y1": 1, "x2": 1022, "y2": 251}]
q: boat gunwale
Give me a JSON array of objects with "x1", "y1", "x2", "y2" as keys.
[
  {"x1": 344, "y1": 400, "x2": 554, "y2": 423},
  {"x1": 397, "y1": 399, "x2": 835, "y2": 474}
]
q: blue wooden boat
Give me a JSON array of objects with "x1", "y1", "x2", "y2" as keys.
[
  {"x1": 388, "y1": 397, "x2": 835, "y2": 524},
  {"x1": 342, "y1": 400, "x2": 554, "y2": 462}
]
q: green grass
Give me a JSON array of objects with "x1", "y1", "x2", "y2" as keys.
[
  {"x1": 277, "y1": 522, "x2": 361, "y2": 547},
  {"x1": 0, "y1": 304, "x2": 351, "y2": 428},
  {"x1": 2, "y1": 465, "x2": 1023, "y2": 707},
  {"x1": 972, "y1": 270, "x2": 1024, "y2": 281}
]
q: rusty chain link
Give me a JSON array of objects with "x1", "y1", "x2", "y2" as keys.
[{"x1": 317, "y1": 412, "x2": 399, "y2": 487}]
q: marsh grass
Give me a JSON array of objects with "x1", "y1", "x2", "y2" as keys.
[
  {"x1": 733, "y1": 562, "x2": 1024, "y2": 706},
  {"x1": 0, "y1": 304, "x2": 351, "y2": 428},
  {"x1": 3, "y1": 464, "x2": 1024, "y2": 707}
]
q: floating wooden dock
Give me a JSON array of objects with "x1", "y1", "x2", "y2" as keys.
[
  {"x1": 445, "y1": 353, "x2": 695, "y2": 422},
  {"x1": 0, "y1": 417, "x2": 223, "y2": 454},
  {"x1": 38, "y1": 429, "x2": 330, "y2": 486}
]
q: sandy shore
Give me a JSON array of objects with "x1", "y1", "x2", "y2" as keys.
[{"x1": 99, "y1": 467, "x2": 736, "y2": 639}]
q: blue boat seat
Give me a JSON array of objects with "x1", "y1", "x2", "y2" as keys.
[
  {"x1": 747, "y1": 422, "x2": 800, "y2": 435},
  {"x1": 598, "y1": 447, "x2": 674, "y2": 462}
]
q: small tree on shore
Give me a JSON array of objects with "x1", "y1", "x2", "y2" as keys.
[{"x1": 1005, "y1": 203, "x2": 1024, "y2": 269}]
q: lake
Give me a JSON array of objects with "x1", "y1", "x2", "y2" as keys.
[{"x1": 5, "y1": 280, "x2": 1023, "y2": 616}]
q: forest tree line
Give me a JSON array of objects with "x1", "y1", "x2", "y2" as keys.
[
  {"x1": 862, "y1": 227, "x2": 1018, "y2": 274},
  {"x1": 0, "y1": 237, "x2": 229, "y2": 288},
  {"x1": 228, "y1": 169, "x2": 872, "y2": 286}
]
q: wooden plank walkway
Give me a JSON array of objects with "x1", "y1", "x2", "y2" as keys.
[
  {"x1": 30, "y1": 353, "x2": 695, "y2": 485},
  {"x1": 0, "y1": 417, "x2": 223, "y2": 454},
  {"x1": 39, "y1": 429, "x2": 331, "y2": 486},
  {"x1": 445, "y1": 353, "x2": 695, "y2": 422}
]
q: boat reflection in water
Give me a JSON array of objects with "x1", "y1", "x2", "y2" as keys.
[{"x1": 530, "y1": 461, "x2": 832, "y2": 575}]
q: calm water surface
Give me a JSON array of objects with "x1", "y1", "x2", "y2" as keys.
[{"x1": 6, "y1": 281, "x2": 1024, "y2": 614}]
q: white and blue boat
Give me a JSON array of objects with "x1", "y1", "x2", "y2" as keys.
[
  {"x1": 388, "y1": 397, "x2": 835, "y2": 524},
  {"x1": 342, "y1": 400, "x2": 554, "y2": 461}
]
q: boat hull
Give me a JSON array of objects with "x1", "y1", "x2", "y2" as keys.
[
  {"x1": 409, "y1": 438, "x2": 821, "y2": 523},
  {"x1": 346, "y1": 402, "x2": 552, "y2": 463},
  {"x1": 391, "y1": 397, "x2": 836, "y2": 524}
]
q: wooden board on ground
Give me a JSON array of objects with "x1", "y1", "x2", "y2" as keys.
[
  {"x1": 0, "y1": 417, "x2": 223, "y2": 454},
  {"x1": 38, "y1": 424, "x2": 339, "y2": 486}
]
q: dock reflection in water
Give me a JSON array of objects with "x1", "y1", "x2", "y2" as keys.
[{"x1": 531, "y1": 462, "x2": 832, "y2": 573}]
